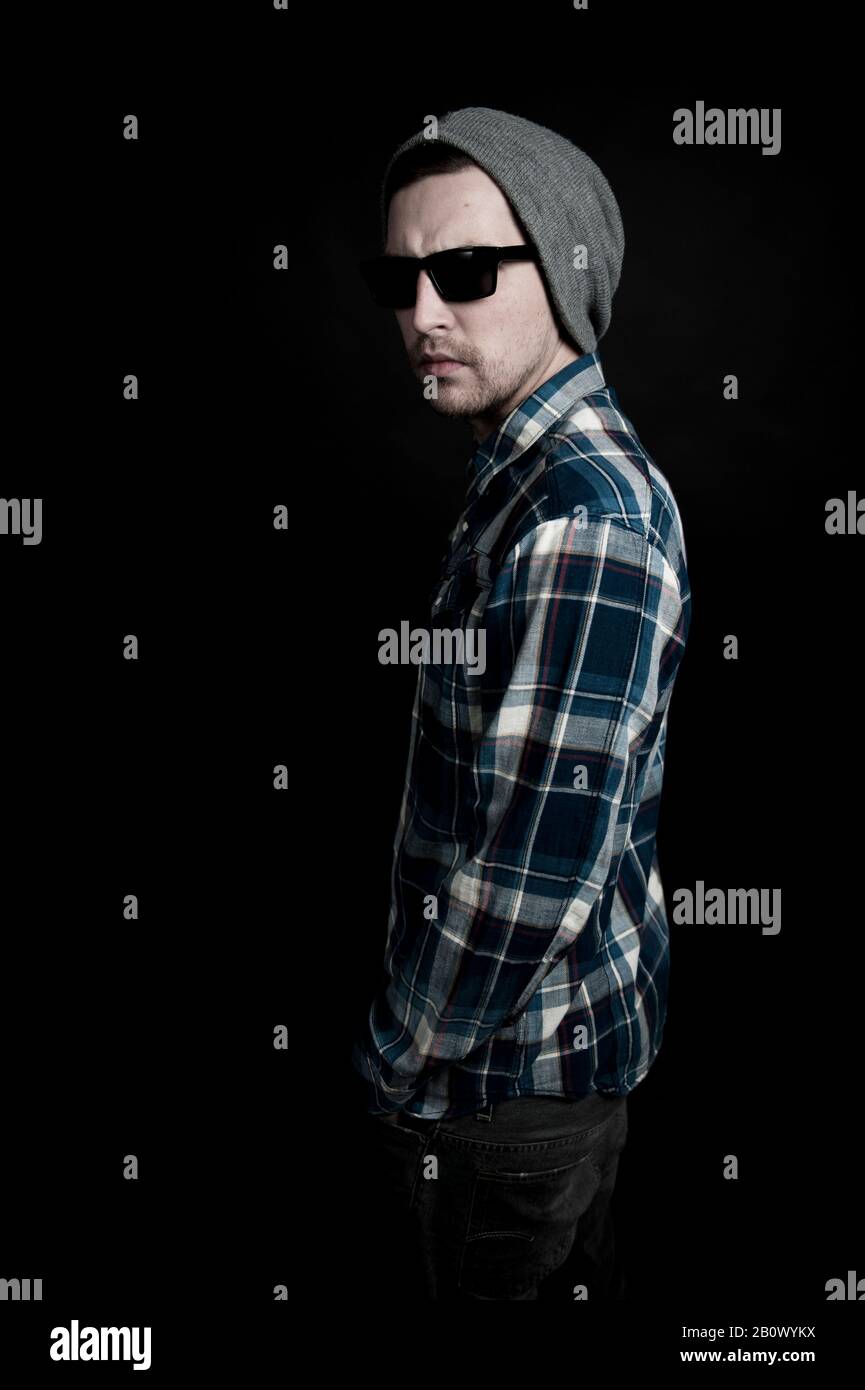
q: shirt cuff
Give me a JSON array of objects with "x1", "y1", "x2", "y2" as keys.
[{"x1": 349, "y1": 1037, "x2": 417, "y2": 1117}]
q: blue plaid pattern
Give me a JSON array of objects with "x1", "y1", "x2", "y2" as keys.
[{"x1": 352, "y1": 351, "x2": 691, "y2": 1118}]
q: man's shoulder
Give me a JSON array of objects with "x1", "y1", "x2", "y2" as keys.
[
  {"x1": 538, "y1": 390, "x2": 661, "y2": 524},
  {"x1": 516, "y1": 388, "x2": 687, "y2": 573},
  {"x1": 485, "y1": 388, "x2": 687, "y2": 597}
]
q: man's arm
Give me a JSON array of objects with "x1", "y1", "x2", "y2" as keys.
[{"x1": 352, "y1": 514, "x2": 685, "y2": 1113}]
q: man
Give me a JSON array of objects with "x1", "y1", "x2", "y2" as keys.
[{"x1": 350, "y1": 107, "x2": 691, "y2": 1301}]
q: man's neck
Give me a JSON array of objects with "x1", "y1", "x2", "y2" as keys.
[{"x1": 468, "y1": 342, "x2": 580, "y2": 443}]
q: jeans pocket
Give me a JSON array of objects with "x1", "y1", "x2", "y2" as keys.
[{"x1": 456, "y1": 1151, "x2": 600, "y2": 1299}]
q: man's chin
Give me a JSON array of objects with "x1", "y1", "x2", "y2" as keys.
[{"x1": 425, "y1": 394, "x2": 475, "y2": 418}]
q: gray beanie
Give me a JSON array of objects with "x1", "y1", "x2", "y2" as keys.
[{"x1": 379, "y1": 107, "x2": 625, "y2": 354}]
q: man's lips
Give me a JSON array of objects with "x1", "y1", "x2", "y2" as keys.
[{"x1": 419, "y1": 356, "x2": 466, "y2": 375}]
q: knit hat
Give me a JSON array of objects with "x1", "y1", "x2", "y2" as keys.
[{"x1": 379, "y1": 107, "x2": 625, "y2": 355}]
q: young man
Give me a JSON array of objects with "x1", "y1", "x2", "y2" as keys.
[{"x1": 351, "y1": 107, "x2": 691, "y2": 1301}]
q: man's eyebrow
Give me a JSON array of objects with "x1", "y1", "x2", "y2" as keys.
[{"x1": 382, "y1": 243, "x2": 488, "y2": 258}]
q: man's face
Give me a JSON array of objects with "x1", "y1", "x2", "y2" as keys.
[{"x1": 385, "y1": 164, "x2": 577, "y2": 437}]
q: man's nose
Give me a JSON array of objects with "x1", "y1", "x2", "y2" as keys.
[{"x1": 411, "y1": 270, "x2": 453, "y2": 334}]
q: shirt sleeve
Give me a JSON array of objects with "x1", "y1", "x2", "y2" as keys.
[{"x1": 351, "y1": 514, "x2": 684, "y2": 1113}]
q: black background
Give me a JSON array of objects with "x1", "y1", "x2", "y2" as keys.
[{"x1": 1, "y1": 0, "x2": 860, "y2": 1374}]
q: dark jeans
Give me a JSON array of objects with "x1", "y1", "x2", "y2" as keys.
[{"x1": 363, "y1": 1090, "x2": 629, "y2": 1301}]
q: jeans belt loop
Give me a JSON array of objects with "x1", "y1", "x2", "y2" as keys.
[{"x1": 474, "y1": 1102, "x2": 493, "y2": 1122}]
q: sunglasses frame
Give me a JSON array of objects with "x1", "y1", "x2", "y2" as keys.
[{"x1": 358, "y1": 244, "x2": 538, "y2": 307}]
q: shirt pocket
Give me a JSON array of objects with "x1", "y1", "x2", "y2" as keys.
[
  {"x1": 428, "y1": 544, "x2": 493, "y2": 625},
  {"x1": 416, "y1": 546, "x2": 492, "y2": 846}
]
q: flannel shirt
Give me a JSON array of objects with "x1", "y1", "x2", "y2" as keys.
[{"x1": 351, "y1": 350, "x2": 691, "y2": 1118}]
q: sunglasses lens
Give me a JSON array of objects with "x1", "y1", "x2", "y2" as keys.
[
  {"x1": 433, "y1": 250, "x2": 495, "y2": 302},
  {"x1": 361, "y1": 250, "x2": 496, "y2": 307}
]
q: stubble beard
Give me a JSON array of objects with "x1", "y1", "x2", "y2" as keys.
[{"x1": 422, "y1": 352, "x2": 531, "y2": 421}]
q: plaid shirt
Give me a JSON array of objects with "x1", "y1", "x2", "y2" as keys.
[{"x1": 352, "y1": 351, "x2": 691, "y2": 1118}]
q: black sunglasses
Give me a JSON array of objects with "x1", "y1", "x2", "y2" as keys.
[{"x1": 358, "y1": 244, "x2": 538, "y2": 308}]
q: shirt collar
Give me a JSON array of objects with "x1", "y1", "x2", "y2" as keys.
[{"x1": 466, "y1": 350, "x2": 607, "y2": 503}]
